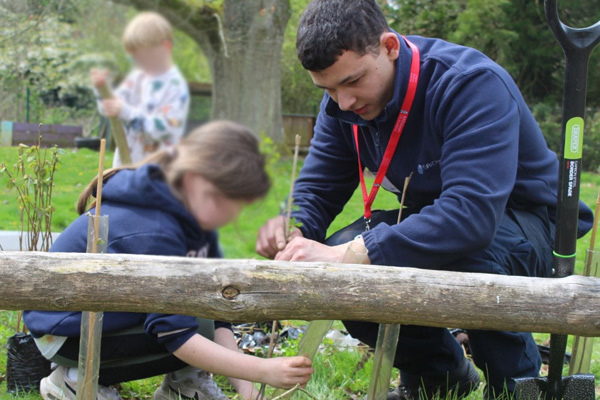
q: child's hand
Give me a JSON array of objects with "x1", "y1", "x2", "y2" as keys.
[
  {"x1": 90, "y1": 68, "x2": 109, "y2": 88},
  {"x1": 261, "y1": 356, "x2": 313, "y2": 389},
  {"x1": 101, "y1": 98, "x2": 124, "y2": 117}
]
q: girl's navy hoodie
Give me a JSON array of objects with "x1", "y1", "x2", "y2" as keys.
[
  {"x1": 24, "y1": 164, "x2": 228, "y2": 353},
  {"x1": 291, "y1": 34, "x2": 594, "y2": 269}
]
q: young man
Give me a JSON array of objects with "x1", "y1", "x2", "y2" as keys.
[{"x1": 256, "y1": 0, "x2": 593, "y2": 399}]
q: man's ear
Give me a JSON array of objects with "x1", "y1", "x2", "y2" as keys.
[{"x1": 380, "y1": 32, "x2": 400, "y2": 61}]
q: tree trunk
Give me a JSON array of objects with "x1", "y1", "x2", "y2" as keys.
[
  {"x1": 3, "y1": 251, "x2": 600, "y2": 337},
  {"x1": 209, "y1": 0, "x2": 290, "y2": 143},
  {"x1": 119, "y1": 0, "x2": 290, "y2": 143}
]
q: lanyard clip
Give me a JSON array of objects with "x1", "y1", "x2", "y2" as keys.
[{"x1": 364, "y1": 217, "x2": 371, "y2": 231}]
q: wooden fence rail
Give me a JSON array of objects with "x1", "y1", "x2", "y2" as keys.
[{"x1": 1, "y1": 251, "x2": 600, "y2": 336}]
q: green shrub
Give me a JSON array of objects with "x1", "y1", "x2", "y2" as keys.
[
  {"x1": 583, "y1": 109, "x2": 600, "y2": 173},
  {"x1": 531, "y1": 103, "x2": 600, "y2": 172}
]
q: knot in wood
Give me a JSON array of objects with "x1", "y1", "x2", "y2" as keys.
[
  {"x1": 222, "y1": 286, "x2": 240, "y2": 300},
  {"x1": 52, "y1": 296, "x2": 74, "y2": 308}
]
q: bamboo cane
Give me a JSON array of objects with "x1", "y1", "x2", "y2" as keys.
[
  {"x1": 284, "y1": 135, "x2": 302, "y2": 239},
  {"x1": 258, "y1": 321, "x2": 280, "y2": 400},
  {"x1": 262, "y1": 136, "x2": 302, "y2": 399},
  {"x1": 91, "y1": 142, "x2": 106, "y2": 254},
  {"x1": 76, "y1": 139, "x2": 107, "y2": 400},
  {"x1": 367, "y1": 173, "x2": 413, "y2": 400},
  {"x1": 569, "y1": 186, "x2": 600, "y2": 375}
]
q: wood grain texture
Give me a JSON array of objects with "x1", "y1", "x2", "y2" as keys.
[
  {"x1": 2, "y1": 251, "x2": 600, "y2": 336},
  {"x1": 96, "y1": 83, "x2": 131, "y2": 165}
]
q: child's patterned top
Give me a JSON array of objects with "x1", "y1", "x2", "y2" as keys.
[{"x1": 98, "y1": 65, "x2": 190, "y2": 166}]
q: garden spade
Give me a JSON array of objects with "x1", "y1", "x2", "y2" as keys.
[{"x1": 513, "y1": 1, "x2": 600, "y2": 399}]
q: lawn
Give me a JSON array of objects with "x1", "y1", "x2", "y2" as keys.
[
  {"x1": 0, "y1": 147, "x2": 114, "y2": 233},
  {"x1": 0, "y1": 145, "x2": 599, "y2": 399}
]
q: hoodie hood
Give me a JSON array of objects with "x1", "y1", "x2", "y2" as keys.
[{"x1": 100, "y1": 164, "x2": 201, "y2": 240}]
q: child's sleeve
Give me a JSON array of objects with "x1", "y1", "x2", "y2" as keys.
[
  {"x1": 93, "y1": 71, "x2": 136, "y2": 117},
  {"x1": 118, "y1": 76, "x2": 190, "y2": 146},
  {"x1": 113, "y1": 73, "x2": 136, "y2": 106}
]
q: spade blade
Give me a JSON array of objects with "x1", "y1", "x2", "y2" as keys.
[{"x1": 514, "y1": 374, "x2": 595, "y2": 400}]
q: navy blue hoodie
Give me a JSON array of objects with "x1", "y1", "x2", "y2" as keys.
[
  {"x1": 291, "y1": 34, "x2": 593, "y2": 269},
  {"x1": 24, "y1": 164, "x2": 227, "y2": 353}
]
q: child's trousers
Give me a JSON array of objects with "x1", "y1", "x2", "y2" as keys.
[{"x1": 50, "y1": 318, "x2": 215, "y2": 386}]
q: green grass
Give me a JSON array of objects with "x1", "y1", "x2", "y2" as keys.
[
  {"x1": 0, "y1": 147, "x2": 113, "y2": 233},
  {"x1": 1, "y1": 145, "x2": 600, "y2": 398}
]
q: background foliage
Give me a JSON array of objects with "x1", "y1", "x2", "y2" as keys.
[{"x1": 3, "y1": 0, "x2": 598, "y2": 166}]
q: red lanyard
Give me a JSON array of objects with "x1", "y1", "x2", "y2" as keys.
[{"x1": 353, "y1": 36, "x2": 421, "y2": 230}]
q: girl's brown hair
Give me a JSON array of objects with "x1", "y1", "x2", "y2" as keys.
[{"x1": 77, "y1": 120, "x2": 271, "y2": 215}]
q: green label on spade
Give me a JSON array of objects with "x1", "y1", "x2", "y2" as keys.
[{"x1": 564, "y1": 117, "x2": 584, "y2": 159}]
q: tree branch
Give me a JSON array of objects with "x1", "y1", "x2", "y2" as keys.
[
  {"x1": 3, "y1": 251, "x2": 600, "y2": 337},
  {"x1": 110, "y1": 0, "x2": 222, "y2": 59}
]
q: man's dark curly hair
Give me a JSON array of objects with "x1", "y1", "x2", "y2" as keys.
[{"x1": 296, "y1": 0, "x2": 390, "y2": 72}]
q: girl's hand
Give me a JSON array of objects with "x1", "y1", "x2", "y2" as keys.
[
  {"x1": 173, "y1": 334, "x2": 313, "y2": 394},
  {"x1": 261, "y1": 356, "x2": 314, "y2": 389}
]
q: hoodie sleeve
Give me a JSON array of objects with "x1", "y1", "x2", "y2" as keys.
[
  {"x1": 144, "y1": 314, "x2": 200, "y2": 353},
  {"x1": 94, "y1": 70, "x2": 137, "y2": 117},
  {"x1": 362, "y1": 70, "x2": 521, "y2": 268},
  {"x1": 290, "y1": 97, "x2": 360, "y2": 241}
]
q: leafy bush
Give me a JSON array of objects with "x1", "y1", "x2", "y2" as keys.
[
  {"x1": 531, "y1": 103, "x2": 600, "y2": 172},
  {"x1": 0, "y1": 133, "x2": 62, "y2": 251}
]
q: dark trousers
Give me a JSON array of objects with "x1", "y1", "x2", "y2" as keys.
[
  {"x1": 52, "y1": 318, "x2": 215, "y2": 386},
  {"x1": 326, "y1": 206, "x2": 554, "y2": 394}
]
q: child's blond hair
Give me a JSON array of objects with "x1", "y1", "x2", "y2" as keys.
[{"x1": 122, "y1": 11, "x2": 173, "y2": 52}]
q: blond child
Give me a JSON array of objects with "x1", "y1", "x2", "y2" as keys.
[{"x1": 91, "y1": 11, "x2": 189, "y2": 167}]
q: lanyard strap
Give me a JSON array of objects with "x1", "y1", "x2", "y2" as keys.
[{"x1": 353, "y1": 36, "x2": 421, "y2": 229}]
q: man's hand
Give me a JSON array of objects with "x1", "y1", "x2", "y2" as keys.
[
  {"x1": 275, "y1": 236, "x2": 370, "y2": 264},
  {"x1": 101, "y1": 98, "x2": 124, "y2": 118},
  {"x1": 274, "y1": 236, "x2": 347, "y2": 263},
  {"x1": 261, "y1": 356, "x2": 313, "y2": 389},
  {"x1": 256, "y1": 215, "x2": 302, "y2": 259},
  {"x1": 90, "y1": 68, "x2": 109, "y2": 89}
]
